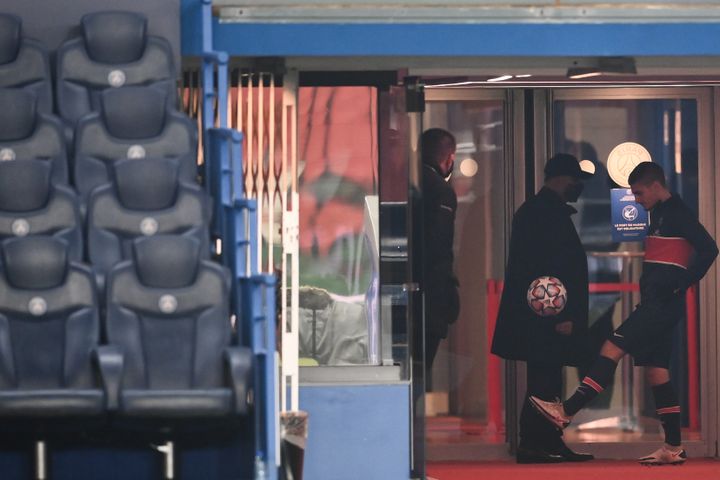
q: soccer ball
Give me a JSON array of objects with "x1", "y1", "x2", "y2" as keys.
[{"x1": 526, "y1": 276, "x2": 567, "y2": 316}]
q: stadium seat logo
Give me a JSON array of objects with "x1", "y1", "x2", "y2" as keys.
[
  {"x1": 11, "y1": 219, "x2": 30, "y2": 237},
  {"x1": 28, "y1": 297, "x2": 47, "y2": 316},
  {"x1": 140, "y1": 217, "x2": 159, "y2": 236},
  {"x1": 158, "y1": 294, "x2": 178, "y2": 314},
  {"x1": 127, "y1": 145, "x2": 146, "y2": 159},
  {"x1": 108, "y1": 69, "x2": 126, "y2": 88},
  {"x1": 0, "y1": 148, "x2": 15, "y2": 162}
]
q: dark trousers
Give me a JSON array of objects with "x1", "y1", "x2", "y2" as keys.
[
  {"x1": 425, "y1": 334, "x2": 442, "y2": 391},
  {"x1": 412, "y1": 332, "x2": 443, "y2": 408},
  {"x1": 519, "y1": 362, "x2": 564, "y2": 449}
]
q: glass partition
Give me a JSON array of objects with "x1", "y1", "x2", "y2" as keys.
[
  {"x1": 296, "y1": 83, "x2": 422, "y2": 385},
  {"x1": 296, "y1": 86, "x2": 379, "y2": 366}
]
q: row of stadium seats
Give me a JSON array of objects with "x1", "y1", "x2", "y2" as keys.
[
  {"x1": 0, "y1": 11, "x2": 175, "y2": 133},
  {"x1": 0, "y1": 156, "x2": 210, "y2": 284},
  {"x1": 0, "y1": 85, "x2": 197, "y2": 203},
  {"x1": 0, "y1": 233, "x2": 250, "y2": 419},
  {"x1": 0, "y1": 234, "x2": 251, "y2": 474}
]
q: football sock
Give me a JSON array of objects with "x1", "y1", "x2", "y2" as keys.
[
  {"x1": 652, "y1": 382, "x2": 681, "y2": 447},
  {"x1": 563, "y1": 356, "x2": 618, "y2": 416}
]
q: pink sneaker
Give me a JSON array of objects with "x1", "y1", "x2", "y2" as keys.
[{"x1": 529, "y1": 396, "x2": 572, "y2": 429}]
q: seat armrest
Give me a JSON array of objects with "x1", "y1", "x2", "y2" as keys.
[
  {"x1": 224, "y1": 346, "x2": 253, "y2": 415},
  {"x1": 95, "y1": 345, "x2": 124, "y2": 410}
]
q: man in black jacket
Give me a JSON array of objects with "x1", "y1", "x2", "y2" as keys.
[
  {"x1": 421, "y1": 128, "x2": 460, "y2": 389},
  {"x1": 531, "y1": 161, "x2": 718, "y2": 465},
  {"x1": 491, "y1": 153, "x2": 594, "y2": 463}
]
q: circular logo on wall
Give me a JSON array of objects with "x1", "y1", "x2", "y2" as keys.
[
  {"x1": 607, "y1": 142, "x2": 652, "y2": 187},
  {"x1": 108, "y1": 69, "x2": 126, "y2": 88},
  {"x1": 622, "y1": 205, "x2": 639, "y2": 221}
]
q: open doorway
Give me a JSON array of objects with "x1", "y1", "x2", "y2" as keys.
[{"x1": 422, "y1": 85, "x2": 717, "y2": 462}]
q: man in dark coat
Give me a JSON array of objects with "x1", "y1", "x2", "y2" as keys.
[
  {"x1": 421, "y1": 128, "x2": 460, "y2": 389},
  {"x1": 491, "y1": 153, "x2": 594, "y2": 463}
]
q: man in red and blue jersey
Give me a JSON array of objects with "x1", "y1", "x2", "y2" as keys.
[{"x1": 530, "y1": 161, "x2": 718, "y2": 465}]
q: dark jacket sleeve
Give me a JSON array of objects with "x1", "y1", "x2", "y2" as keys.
[
  {"x1": 511, "y1": 209, "x2": 548, "y2": 278},
  {"x1": 423, "y1": 176, "x2": 459, "y2": 334},
  {"x1": 426, "y1": 184, "x2": 457, "y2": 279},
  {"x1": 678, "y1": 213, "x2": 719, "y2": 290}
]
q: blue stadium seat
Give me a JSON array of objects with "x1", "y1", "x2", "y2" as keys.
[
  {"x1": 0, "y1": 88, "x2": 69, "y2": 184},
  {"x1": 73, "y1": 86, "x2": 198, "y2": 204},
  {"x1": 0, "y1": 14, "x2": 53, "y2": 114},
  {"x1": 100, "y1": 235, "x2": 251, "y2": 478},
  {"x1": 0, "y1": 235, "x2": 102, "y2": 414},
  {"x1": 102, "y1": 235, "x2": 251, "y2": 420},
  {"x1": 0, "y1": 236, "x2": 103, "y2": 417},
  {"x1": 56, "y1": 11, "x2": 176, "y2": 129},
  {"x1": 87, "y1": 157, "x2": 210, "y2": 286},
  {"x1": 0, "y1": 236, "x2": 103, "y2": 475},
  {"x1": 0, "y1": 160, "x2": 82, "y2": 261}
]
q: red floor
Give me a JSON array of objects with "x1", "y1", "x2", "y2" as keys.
[
  {"x1": 428, "y1": 459, "x2": 720, "y2": 480},
  {"x1": 426, "y1": 416, "x2": 505, "y2": 444}
]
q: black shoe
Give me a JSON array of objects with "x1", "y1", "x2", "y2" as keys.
[
  {"x1": 555, "y1": 444, "x2": 594, "y2": 462},
  {"x1": 516, "y1": 445, "x2": 565, "y2": 464}
]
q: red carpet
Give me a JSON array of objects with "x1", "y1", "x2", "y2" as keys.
[{"x1": 428, "y1": 460, "x2": 720, "y2": 480}]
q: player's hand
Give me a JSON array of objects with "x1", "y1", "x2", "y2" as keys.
[{"x1": 555, "y1": 321, "x2": 573, "y2": 336}]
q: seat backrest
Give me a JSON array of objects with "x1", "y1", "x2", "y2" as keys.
[
  {"x1": 74, "y1": 86, "x2": 198, "y2": 202},
  {"x1": 56, "y1": 11, "x2": 176, "y2": 127},
  {"x1": 88, "y1": 157, "x2": 210, "y2": 277},
  {"x1": 0, "y1": 236, "x2": 98, "y2": 390},
  {"x1": 0, "y1": 14, "x2": 53, "y2": 114},
  {"x1": 0, "y1": 160, "x2": 82, "y2": 261},
  {"x1": 106, "y1": 235, "x2": 231, "y2": 390},
  {"x1": 0, "y1": 88, "x2": 69, "y2": 184}
]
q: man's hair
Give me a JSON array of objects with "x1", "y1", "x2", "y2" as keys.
[
  {"x1": 628, "y1": 161, "x2": 667, "y2": 187},
  {"x1": 421, "y1": 128, "x2": 456, "y2": 168}
]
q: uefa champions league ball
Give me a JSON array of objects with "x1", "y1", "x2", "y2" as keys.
[{"x1": 526, "y1": 276, "x2": 567, "y2": 316}]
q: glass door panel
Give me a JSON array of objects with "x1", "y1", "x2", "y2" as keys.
[
  {"x1": 423, "y1": 90, "x2": 510, "y2": 455},
  {"x1": 551, "y1": 90, "x2": 709, "y2": 450}
]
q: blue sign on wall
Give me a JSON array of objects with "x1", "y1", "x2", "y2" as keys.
[{"x1": 611, "y1": 188, "x2": 649, "y2": 242}]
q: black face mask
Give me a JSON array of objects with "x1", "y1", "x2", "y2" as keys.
[{"x1": 565, "y1": 182, "x2": 584, "y2": 202}]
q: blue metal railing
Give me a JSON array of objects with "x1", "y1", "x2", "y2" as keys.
[{"x1": 200, "y1": 1, "x2": 278, "y2": 478}]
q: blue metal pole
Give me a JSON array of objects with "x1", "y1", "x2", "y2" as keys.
[{"x1": 198, "y1": 2, "x2": 278, "y2": 478}]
